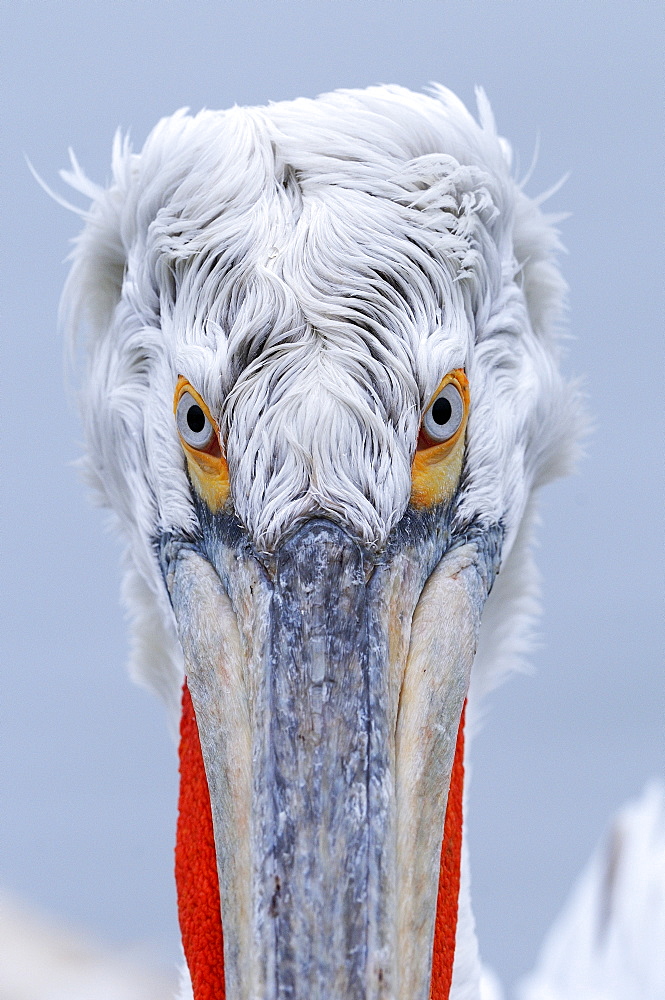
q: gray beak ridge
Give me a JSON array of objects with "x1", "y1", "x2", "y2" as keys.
[{"x1": 164, "y1": 517, "x2": 497, "y2": 1000}]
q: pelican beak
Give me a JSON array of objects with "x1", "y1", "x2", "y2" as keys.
[{"x1": 161, "y1": 509, "x2": 500, "y2": 1000}]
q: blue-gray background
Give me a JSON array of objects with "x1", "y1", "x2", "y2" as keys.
[{"x1": 1, "y1": 1, "x2": 662, "y2": 991}]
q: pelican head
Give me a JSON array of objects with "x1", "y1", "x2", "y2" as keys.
[{"x1": 62, "y1": 85, "x2": 579, "y2": 1000}]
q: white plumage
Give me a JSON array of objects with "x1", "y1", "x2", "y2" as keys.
[
  {"x1": 9, "y1": 84, "x2": 656, "y2": 999},
  {"x1": 60, "y1": 85, "x2": 577, "y2": 727},
  {"x1": 520, "y1": 783, "x2": 665, "y2": 1000}
]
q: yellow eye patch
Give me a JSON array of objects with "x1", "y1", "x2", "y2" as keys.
[
  {"x1": 173, "y1": 376, "x2": 230, "y2": 512},
  {"x1": 410, "y1": 369, "x2": 469, "y2": 509}
]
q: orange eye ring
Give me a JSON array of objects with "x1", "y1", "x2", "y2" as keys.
[
  {"x1": 411, "y1": 369, "x2": 469, "y2": 509},
  {"x1": 173, "y1": 377, "x2": 230, "y2": 513}
]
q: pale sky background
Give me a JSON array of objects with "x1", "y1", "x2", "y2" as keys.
[{"x1": 1, "y1": 1, "x2": 663, "y2": 992}]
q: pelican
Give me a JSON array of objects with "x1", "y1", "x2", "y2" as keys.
[{"x1": 55, "y1": 84, "x2": 663, "y2": 1000}]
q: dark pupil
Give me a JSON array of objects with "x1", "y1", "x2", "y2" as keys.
[
  {"x1": 187, "y1": 404, "x2": 206, "y2": 434},
  {"x1": 431, "y1": 396, "x2": 452, "y2": 426}
]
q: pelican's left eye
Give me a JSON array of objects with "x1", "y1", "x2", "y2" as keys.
[
  {"x1": 411, "y1": 369, "x2": 469, "y2": 508},
  {"x1": 421, "y1": 383, "x2": 464, "y2": 444},
  {"x1": 176, "y1": 391, "x2": 216, "y2": 451}
]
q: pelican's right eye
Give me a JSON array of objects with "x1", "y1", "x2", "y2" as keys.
[
  {"x1": 176, "y1": 392, "x2": 216, "y2": 451},
  {"x1": 173, "y1": 377, "x2": 229, "y2": 512}
]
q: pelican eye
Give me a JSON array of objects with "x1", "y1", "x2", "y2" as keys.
[
  {"x1": 176, "y1": 391, "x2": 216, "y2": 451},
  {"x1": 421, "y1": 382, "x2": 464, "y2": 444},
  {"x1": 173, "y1": 377, "x2": 229, "y2": 512},
  {"x1": 411, "y1": 369, "x2": 469, "y2": 508}
]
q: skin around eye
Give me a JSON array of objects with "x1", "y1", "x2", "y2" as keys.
[
  {"x1": 411, "y1": 369, "x2": 469, "y2": 508},
  {"x1": 173, "y1": 377, "x2": 230, "y2": 512}
]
